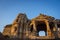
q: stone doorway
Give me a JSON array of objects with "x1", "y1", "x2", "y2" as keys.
[{"x1": 36, "y1": 21, "x2": 47, "y2": 36}]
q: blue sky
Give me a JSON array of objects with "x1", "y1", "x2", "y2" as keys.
[{"x1": 0, "y1": 0, "x2": 60, "y2": 36}]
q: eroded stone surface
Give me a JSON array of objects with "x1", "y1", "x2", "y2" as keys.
[{"x1": 2, "y1": 13, "x2": 60, "y2": 40}]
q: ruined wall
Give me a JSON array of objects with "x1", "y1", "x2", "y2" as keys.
[
  {"x1": 11, "y1": 13, "x2": 29, "y2": 39},
  {"x1": 56, "y1": 19, "x2": 60, "y2": 38},
  {"x1": 2, "y1": 13, "x2": 60, "y2": 40},
  {"x1": 3, "y1": 24, "x2": 12, "y2": 36},
  {"x1": 26, "y1": 14, "x2": 57, "y2": 39}
]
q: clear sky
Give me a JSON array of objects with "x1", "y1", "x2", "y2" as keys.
[{"x1": 0, "y1": 0, "x2": 60, "y2": 36}]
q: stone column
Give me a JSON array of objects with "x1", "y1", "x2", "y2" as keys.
[
  {"x1": 32, "y1": 21, "x2": 37, "y2": 36},
  {"x1": 33, "y1": 21, "x2": 36, "y2": 32},
  {"x1": 54, "y1": 21, "x2": 58, "y2": 39},
  {"x1": 45, "y1": 20, "x2": 51, "y2": 37}
]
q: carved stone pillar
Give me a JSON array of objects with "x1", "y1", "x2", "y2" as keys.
[
  {"x1": 45, "y1": 20, "x2": 51, "y2": 37},
  {"x1": 33, "y1": 21, "x2": 36, "y2": 32},
  {"x1": 54, "y1": 21, "x2": 58, "y2": 39},
  {"x1": 32, "y1": 21, "x2": 37, "y2": 36}
]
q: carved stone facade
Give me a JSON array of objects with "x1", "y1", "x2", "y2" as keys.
[{"x1": 2, "y1": 13, "x2": 60, "y2": 40}]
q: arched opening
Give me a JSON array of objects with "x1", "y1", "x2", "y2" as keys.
[
  {"x1": 36, "y1": 21, "x2": 47, "y2": 36},
  {"x1": 39, "y1": 31, "x2": 45, "y2": 36}
]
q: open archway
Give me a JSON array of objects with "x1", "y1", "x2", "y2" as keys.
[
  {"x1": 39, "y1": 31, "x2": 45, "y2": 36},
  {"x1": 36, "y1": 21, "x2": 47, "y2": 36}
]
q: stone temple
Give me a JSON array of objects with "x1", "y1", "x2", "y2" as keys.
[{"x1": 2, "y1": 13, "x2": 60, "y2": 40}]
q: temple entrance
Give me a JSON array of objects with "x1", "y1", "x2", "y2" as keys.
[{"x1": 36, "y1": 21, "x2": 47, "y2": 36}]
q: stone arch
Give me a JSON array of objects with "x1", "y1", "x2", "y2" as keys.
[{"x1": 36, "y1": 21, "x2": 47, "y2": 36}]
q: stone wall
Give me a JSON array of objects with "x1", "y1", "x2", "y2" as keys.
[
  {"x1": 2, "y1": 13, "x2": 60, "y2": 40},
  {"x1": 3, "y1": 24, "x2": 12, "y2": 36}
]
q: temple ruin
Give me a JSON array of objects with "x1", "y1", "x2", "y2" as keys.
[{"x1": 2, "y1": 13, "x2": 60, "y2": 40}]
